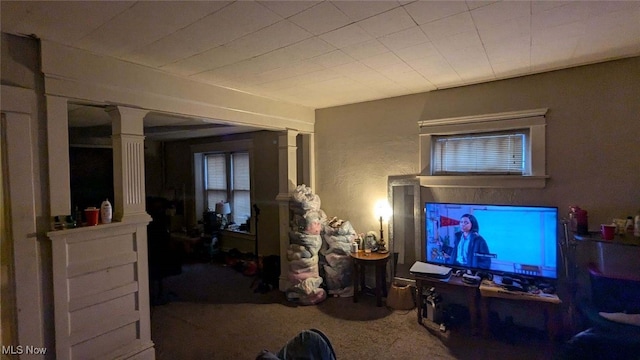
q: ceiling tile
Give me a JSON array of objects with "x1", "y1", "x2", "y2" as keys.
[
  {"x1": 584, "y1": 1, "x2": 640, "y2": 16},
  {"x1": 389, "y1": 70, "x2": 432, "y2": 85},
  {"x1": 376, "y1": 62, "x2": 418, "y2": 78},
  {"x1": 257, "y1": 1, "x2": 321, "y2": 18},
  {"x1": 491, "y1": 60, "x2": 531, "y2": 77},
  {"x1": 75, "y1": 1, "x2": 230, "y2": 56},
  {"x1": 586, "y1": 5, "x2": 640, "y2": 33},
  {"x1": 420, "y1": 12, "x2": 476, "y2": 40},
  {"x1": 531, "y1": 2, "x2": 589, "y2": 30},
  {"x1": 345, "y1": 69, "x2": 391, "y2": 85},
  {"x1": 470, "y1": 1, "x2": 530, "y2": 30},
  {"x1": 304, "y1": 77, "x2": 364, "y2": 92},
  {"x1": 575, "y1": 20, "x2": 640, "y2": 59},
  {"x1": 331, "y1": 61, "x2": 376, "y2": 76},
  {"x1": 531, "y1": 1, "x2": 572, "y2": 14},
  {"x1": 308, "y1": 50, "x2": 356, "y2": 68},
  {"x1": 160, "y1": 45, "x2": 249, "y2": 75},
  {"x1": 443, "y1": 44, "x2": 489, "y2": 66},
  {"x1": 484, "y1": 36, "x2": 530, "y2": 64},
  {"x1": 249, "y1": 49, "x2": 303, "y2": 70},
  {"x1": 283, "y1": 37, "x2": 337, "y2": 60},
  {"x1": 332, "y1": 1, "x2": 401, "y2": 22},
  {"x1": 123, "y1": 1, "x2": 282, "y2": 66},
  {"x1": 358, "y1": 7, "x2": 416, "y2": 38},
  {"x1": 432, "y1": 30, "x2": 483, "y2": 54},
  {"x1": 289, "y1": 2, "x2": 352, "y2": 35},
  {"x1": 466, "y1": 1, "x2": 500, "y2": 11},
  {"x1": 379, "y1": 26, "x2": 429, "y2": 51},
  {"x1": 319, "y1": 23, "x2": 373, "y2": 48},
  {"x1": 477, "y1": 16, "x2": 530, "y2": 45},
  {"x1": 531, "y1": 37, "x2": 580, "y2": 66},
  {"x1": 532, "y1": 22, "x2": 586, "y2": 47},
  {"x1": 407, "y1": 53, "x2": 456, "y2": 76},
  {"x1": 253, "y1": 60, "x2": 325, "y2": 84},
  {"x1": 341, "y1": 39, "x2": 389, "y2": 60},
  {"x1": 224, "y1": 20, "x2": 312, "y2": 58},
  {"x1": 359, "y1": 52, "x2": 403, "y2": 70},
  {"x1": 259, "y1": 68, "x2": 343, "y2": 91},
  {"x1": 404, "y1": 1, "x2": 468, "y2": 25},
  {"x1": 393, "y1": 42, "x2": 440, "y2": 62}
]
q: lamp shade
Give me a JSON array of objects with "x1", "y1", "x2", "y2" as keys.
[
  {"x1": 374, "y1": 199, "x2": 392, "y2": 221},
  {"x1": 215, "y1": 202, "x2": 231, "y2": 215}
]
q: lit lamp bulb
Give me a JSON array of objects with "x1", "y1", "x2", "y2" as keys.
[{"x1": 375, "y1": 200, "x2": 392, "y2": 253}]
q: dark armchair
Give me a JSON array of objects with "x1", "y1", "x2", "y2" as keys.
[{"x1": 561, "y1": 263, "x2": 640, "y2": 360}]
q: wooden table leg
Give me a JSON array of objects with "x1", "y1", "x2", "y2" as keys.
[
  {"x1": 375, "y1": 263, "x2": 384, "y2": 307},
  {"x1": 353, "y1": 262, "x2": 359, "y2": 303}
]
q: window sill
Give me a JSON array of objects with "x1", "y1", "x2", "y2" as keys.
[{"x1": 418, "y1": 175, "x2": 548, "y2": 189}]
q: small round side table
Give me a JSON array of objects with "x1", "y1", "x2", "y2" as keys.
[{"x1": 350, "y1": 250, "x2": 390, "y2": 307}]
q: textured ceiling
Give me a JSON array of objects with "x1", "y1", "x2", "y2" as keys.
[{"x1": 2, "y1": 1, "x2": 640, "y2": 138}]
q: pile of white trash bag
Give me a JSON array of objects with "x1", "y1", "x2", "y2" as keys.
[
  {"x1": 321, "y1": 217, "x2": 356, "y2": 297},
  {"x1": 286, "y1": 185, "x2": 328, "y2": 305}
]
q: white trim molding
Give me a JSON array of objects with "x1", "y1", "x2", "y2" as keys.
[{"x1": 418, "y1": 108, "x2": 549, "y2": 189}]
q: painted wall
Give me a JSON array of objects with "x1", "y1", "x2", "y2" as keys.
[
  {"x1": 315, "y1": 57, "x2": 640, "y2": 238},
  {"x1": 162, "y1": 131, "x2": 281, "y2": 256}
]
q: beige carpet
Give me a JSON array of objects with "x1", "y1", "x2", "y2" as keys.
[{"x1": 150, "y1": 262, "x2": 560, "y2": 359}]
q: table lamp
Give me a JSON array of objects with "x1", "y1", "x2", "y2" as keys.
[
  {"x1": 374, "y1": 199, "x2": 392, "y2": 253},
  {"x1": 215, "y1": 202, "x2": 231, "y2": 229}
]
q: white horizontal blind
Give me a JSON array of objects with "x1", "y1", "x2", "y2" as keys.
[
  {"x1": 231, "y1": 152, "x2": 251, "y2": 224},
  {"x1": 205, "y1": 154, "x2": 227, "y2": 209},
  {"x1": 433, "y1": 131, "x2": 525, "y2": 174}
]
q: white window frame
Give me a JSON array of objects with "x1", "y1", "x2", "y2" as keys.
[
  {"x1": 418, "y1": 108, "x2": 548, "y2": 188},
  {"x1": 192, "y1": 140, "x2": 254, "y2": 233}
]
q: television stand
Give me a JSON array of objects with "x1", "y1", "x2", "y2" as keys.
[
  {"x1": 479, "y1": 276, "x2": 562, "y2": 340},
  {"x1": 413, "y1": 274, "x2": 480, "y2": 335}
]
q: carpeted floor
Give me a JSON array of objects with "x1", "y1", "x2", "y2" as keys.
[{"x1": 150, "y1": 262, "x2": 562, "y2": 360}]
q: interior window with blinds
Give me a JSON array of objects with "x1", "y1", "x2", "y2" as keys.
[
  {"x1": 205, "y1": 151, "x2": 251, "y2": 226},
  {"x1": 432, "y1": 131, "x2": 526, "y2": 175}
]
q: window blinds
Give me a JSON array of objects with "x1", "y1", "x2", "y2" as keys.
[
  {"x1": 432, "y1": 132, "x2": 525, "y2": 174},
  {"x1": 232, "y1": 152, "x2": 251, "y2": 223},
  {"x1": 206, "y1": 154, "x2": 226, "y2": 190},
  {"x1": 205, "y1": 154, "x2": 226, "y2": 208}
]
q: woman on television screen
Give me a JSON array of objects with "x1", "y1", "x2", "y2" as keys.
[{"x1": 442, "y1": 214, "x2": 491, "y2": 269}]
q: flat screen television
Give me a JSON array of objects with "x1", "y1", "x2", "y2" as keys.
[{"x1": 424, "y1": 202, "x2": 558, "y2": 280}]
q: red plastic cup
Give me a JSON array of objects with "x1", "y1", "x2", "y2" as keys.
[
  {"x1": 601, "y1": 224, "x2": 616, "y2": 240},
  {"x1": 85, "y1": 208, "x2": 100, "y2": 226}
]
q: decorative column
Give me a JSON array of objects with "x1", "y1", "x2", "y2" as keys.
[
  {"x1": 299, "y1": 133, "x2": 315, "y2": 191},
  {"x1": 107, "y1": 106, "x2": 150, "y2": 223},
  {"x1": 276, "y1": 130, "x2": 298, "y2": 291}
]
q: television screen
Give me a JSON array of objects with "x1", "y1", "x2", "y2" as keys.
[{"x1": 425, "y1": 202, "x2": 558, "y2": 279}]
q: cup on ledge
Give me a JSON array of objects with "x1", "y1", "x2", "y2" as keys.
[
  {"x1": 85, "y1": 207, "x2": 100, "y2": 226},
  {"x1": 601, "y1": 224, "x2": 616, "y2": 240}
]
